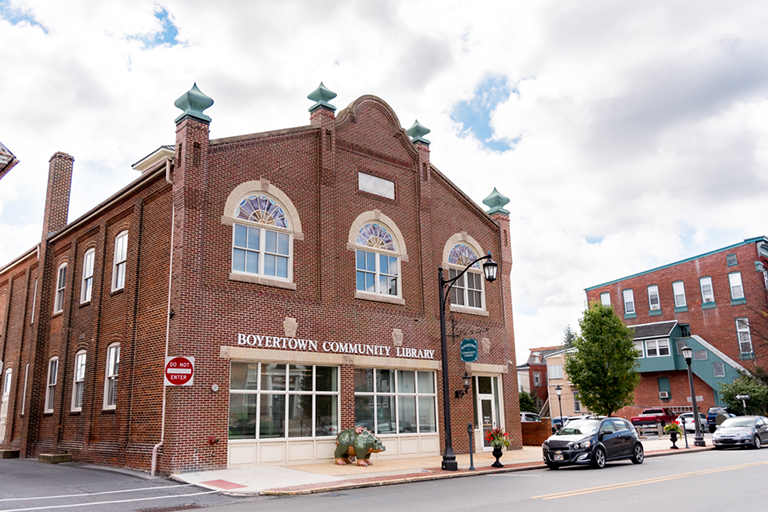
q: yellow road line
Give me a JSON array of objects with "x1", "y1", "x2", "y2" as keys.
[{"x1": 532, "y1": 460, "x2": 768, "y2": 500}]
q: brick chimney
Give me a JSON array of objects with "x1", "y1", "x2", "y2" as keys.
[{"x1": 41, "y1": 152, "x2": 74, "y2": 238}]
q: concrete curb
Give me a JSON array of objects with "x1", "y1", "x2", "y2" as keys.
[{"x1": 258, "y1": 446, "x2": 715, "y2": 496}]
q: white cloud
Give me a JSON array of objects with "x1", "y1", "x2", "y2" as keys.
[{"x1": 2, "y1": 0, "x2": 768, "y2": 363}]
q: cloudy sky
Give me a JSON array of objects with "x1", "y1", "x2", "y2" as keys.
[{"x1": 2, "y1": 0, "x2": 767, "y2": 363}]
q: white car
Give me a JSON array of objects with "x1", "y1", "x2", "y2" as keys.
[
  {"x1": 677, "y1": 412, "x2": 707, "y2": 433},
  {"x1": 521, "y1": 412, "x2": 541, "y2": 423}
]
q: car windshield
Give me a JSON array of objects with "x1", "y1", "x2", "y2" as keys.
[
  {"x1": 720, "y1": 417, "x2": 753, "y2": 428},
  {"x1": 556, "y1": 419, "x2": 600, "y2": 436}
]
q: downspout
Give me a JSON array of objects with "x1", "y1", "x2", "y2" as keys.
[{"x1": 152, "y1": 158, "x2": 174, "y2": 476}]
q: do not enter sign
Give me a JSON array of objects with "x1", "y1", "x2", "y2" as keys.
[{"x1": 165, "y1": 356, "x2": 195, "y2": 386}]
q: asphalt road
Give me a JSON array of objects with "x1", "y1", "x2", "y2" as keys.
[{"x1": 2, "y1": 447, "x2": 767, "y2": 511}]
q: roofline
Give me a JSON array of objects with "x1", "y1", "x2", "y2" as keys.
[
  {"x1": 691, "y1": 335, "x2": 747, "y2": 374},
  {"x1": 585, "y1": 236, "x2": 768, "y2": 291},
  {"x1": 0, "y1": 245, "x2": 38, "y2": 276},
  {"x1": 543, "y1": 347, "x2": 576, "y2": 359}
]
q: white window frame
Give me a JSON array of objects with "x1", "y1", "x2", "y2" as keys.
[
  {"x1": 54, "y1": 263, "x2": 67, "y2": 314},
  {"x1": 231, "y1": 222, "x2": 293, "y2": 282},
  {"x1": 673, "y1": 281, "x2": 686, "y2": 307},
  {"x1": 633, "y1": 340, "x2": 645, "y2": 358},
  {"x1": 103, "y1": 343, "x2": 120, "y2": 410},
  {"x1": 71, "y1": 351, "x2": 86, "y2": 412},
  {"x1": 623, "y1": 289, "x2": 635, "y2": 314},
  {"x1": 647, "y1": 285, "x2": 660, "y2": 311},
  {"x1": 600, "y1": 292, "x2": 610, "y2": 306},
  {"x1": 700, "y1": 276, "x2": 714, "y2": 303},
  {"x1": 573, "y1": 392, "x2": 581, "y2": 413},
  {"x1": 645, "y1": 338, "x2": 670, "y2": 358},
  {"x1": 729, "y1": 272, "x2": 744, "y2": 300},
  {"x1": 736, "y1": 317, "x2": 752, "y2": 354},
  {"x1": 533, "y1": 372, "x2": 541, "y2": 387},
  {"x1": 81, "y1": 249, "x2": 95, "y2": 303},
  {"x1": 112, "y1": 231, "x2": 128, "y2": 291},
  {"x1": 548, "y1": 364, "x2": 563, "y2": 380},
  {"x1": 2, "y1": 368, "x2": 11, "y2": 396},
  {"x1": 356, "y1": 248, "x2": 401, "y2": 298},
  {"x1": 44, "y1": 357, "x2": 58, "y2": 413},
  {"x1": 448, "y1": 265, "x2": 485, "y2": 310}
]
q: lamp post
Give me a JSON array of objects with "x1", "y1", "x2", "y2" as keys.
[
  {"x1": 438, "y1": 252, "x2": 498, "y2": 471},
  {"x1": 555, "y1": 384, "x2": 563, "y2": 429},
  {"x1": 681, "y1": 346, "x2": 706, "y2": 447}
]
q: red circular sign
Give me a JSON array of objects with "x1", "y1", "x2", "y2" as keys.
[{"x1": 165, "y1": 356, "x2": 194, "y2": 386}]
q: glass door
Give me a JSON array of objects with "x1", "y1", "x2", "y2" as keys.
[{"x1": 475, "y1": 375, "x2": 499, "y2": 451}]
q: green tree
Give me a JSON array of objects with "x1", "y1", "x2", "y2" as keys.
[
  {"x1": 719, "y1": 371, "x2": 768, "y2": 416},
  {"x1": 564, "y1": 302, "x2": 641, "y2": 416},
  {"x1": 563, "y1": 324, "x2": 577, "y2": 349},
  {"x1": 519, "y1": 391, "x2": 537, "y2": 413}
]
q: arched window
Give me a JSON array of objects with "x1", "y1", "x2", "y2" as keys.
[
  {"x1": 442, "y1": 233, "x2": 487, "y2": 315},
  {"x1": 54, "y1": 263, "x2": 67, "y2": 313},
  {"x1": 232, "y1": 194, "x2": 292, "y2": 280},
  {"x1": 45, "y1": 357, "x2": 58, "y2": 413},
  {"x1": 355, "y1": 223, "x2": 400, "y2": 297},
  {"x1": 112, "y1": 231, "x2": 128, "y2": 291},
  {"x1": 103, "y1": 343, "x2": 120, "y2": 410},
  {"x1": 71, "y1": 350, "x2": 86, "y2": 412},
  {"x1": 81, "y1": 248, "x2": 95, "y2": 303}
]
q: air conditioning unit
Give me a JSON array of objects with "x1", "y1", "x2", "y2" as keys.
[{"x1": 659, "y1": 391, "x2": 669, "y2": 399}]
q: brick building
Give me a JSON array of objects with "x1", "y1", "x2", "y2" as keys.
[
  {"x1": 519, "y1": 345, "x2": 562, "y2": 412},
  {"x1": 585, "y1": 238, "x2": 768, "y2": 418},
  {"x1": 0, "y1": 84, "x2": 519, "y2": 473}
]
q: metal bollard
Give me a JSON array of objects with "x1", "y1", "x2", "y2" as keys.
[{"x1": 468, "y1": 422, "x2": 475, "y2": 471}]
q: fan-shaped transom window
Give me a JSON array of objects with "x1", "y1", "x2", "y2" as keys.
[
  {"x1": 232, "y1": 194, "x2": 291, "y2": 280},
  {"x1": 448, "y1": 243, "x2": 484, "y2": 309},
  {"x1": 236, "y1": 195, "x2": 288, "y2": 228},
  {"x1": 356, "y1": 223, "x2": 399, "y2": 296}
]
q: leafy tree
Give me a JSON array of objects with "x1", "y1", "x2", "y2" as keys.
[
  {"x1": 564, "y1": 302, "x2": 641, "y2": 416},
  {"x1": 563, "y1": 324, "x2": 577, "y2": 349},
  {"x1": 519, "y1": 391, "x2": 537, "y2": 413},
  {"x1": 719, "y1": 370, "x2": 768, "y2": 416}
]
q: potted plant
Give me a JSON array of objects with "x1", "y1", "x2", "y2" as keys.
[
  {"x1": 664, "y1": 421, "x2": 682, "y2": 449},
  {"x1": 484, "y1": 428, "x2": 510, "y2": 467}
]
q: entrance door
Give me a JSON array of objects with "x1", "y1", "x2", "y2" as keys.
[{"x1": 475, "y1": 375, "x2": 501, "y2": 451}]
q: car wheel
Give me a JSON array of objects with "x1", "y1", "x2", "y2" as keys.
[
  {"x1": 631, "y1": 444, "x2": 644, "y2": 464},
  {"x1": 715, "y1": 446, "x2": 723, "y2": 450},
  {"x1": 546, "y1": 462, "x2": 559, "y2": 470},
  {"x1": 754, "y1": 436, "x2": 762, "y2": 450},
  {"x1": 591, "y1": 447, "x2": 606, "y2": 469},
  {"x1": 709, "y1": 426, "x2": 716, "y2": 433}
]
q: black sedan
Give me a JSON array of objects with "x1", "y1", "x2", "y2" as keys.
[
  {"x1": 712, "y1": 415, "x2": 768, "y2": 449},
  {"x1": 542, "y1": 417, "x2": 644, "y2": 469}
]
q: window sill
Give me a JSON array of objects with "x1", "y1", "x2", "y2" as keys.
[
  {"x1": 355, "y1": 290, "x2": 405, "y2": 305},
  {"x1": 52, "y1": 310, "x2": 63, "y2": 318},
  {"x1": 69, "y1": 410, "x2": 81, "y2": 415},
  {"x1": 79, "y1": 300, "x2": 91, "y2": 308},
  {"x1": 731, "y1": 298, "x2": 746, "y2": 306},
  {"x1": 702, "y1": 302, "x2": 717, "y2": 310},
  {"x1": 739, "y1": 352, "x2": 754, "y2": 360},
  {"x1": 674, "y1": 306, "x2": 688, "y2": 313},
  {"x1": 648, "y1": 310, "x2": 662, "y2": 316},
  {"x1": 43, "y1": 411, "x2": 54, "y2": 416},
  {"x1": 110, "y1": 288, "x2": 125, "y2": 297},
  {"x1": 624, "y1": 313, "x2": 636, "y2": 319},
  {"x1": 101, "y1": 407, "x2": 116, "y2": 414},
  {"x1": 449, "y1": 304, "x2": 489, "y2": 317},
  {"x1": 229, "y1": 272, "x2": 297, "y2": 290}
]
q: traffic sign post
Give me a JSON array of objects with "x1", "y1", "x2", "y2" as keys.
[
  {"x1": 165, "y1": 356, "x2": 195, "y2": 386},
  {"x1": 735, "y1": 393, "x2": 750, "y2": 413}
]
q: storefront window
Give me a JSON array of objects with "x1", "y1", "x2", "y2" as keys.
[
  {"x1": 354, "y1": 368, "x2": 437, "y2": 435},
  {"x1": 229, "y1": 362, "x2": 339, "y2": 440}
]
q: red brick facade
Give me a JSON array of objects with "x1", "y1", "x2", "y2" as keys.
[
  {"x1": 0, "y1": 88, "x2": 519, "y2": 473},
  {"x1": 586, "y1": 239, "x2": 768, "y2": 418}
]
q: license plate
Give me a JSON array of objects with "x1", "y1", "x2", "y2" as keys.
[{"x1": 554, "y1": 452, "x2": 563, "y2": 461}]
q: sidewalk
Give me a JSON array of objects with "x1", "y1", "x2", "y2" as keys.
[{"x1": 173, "y1": 436, "x2": 713, "y2": 496}]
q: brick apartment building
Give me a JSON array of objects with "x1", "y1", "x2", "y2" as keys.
[
  {"x1": 585, "y1": 238, "x2": 768, "y2": 418},
  {"x1": 0, "y1": 84, "x2": 519, "y2": 473},
  {"x1": 518, "y1": 345, "x2": 562, "y2": 412}
]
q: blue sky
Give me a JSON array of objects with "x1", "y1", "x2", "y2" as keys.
[{"x1": 2, "y1": 0, "x2": 767, "y2": 363}]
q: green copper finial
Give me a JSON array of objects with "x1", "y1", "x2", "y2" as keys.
[
  {"x1": 483, "y1": 187, "x2": 510, "y2": 215},
  {"x1": 407, "y1": 120, "x2": 431, "y2": 145},
  {"x1": 174, "y1": 83, "x2": 214, "y2": 124},
  {"x1": 307, "y1": 82, "x2": 337, "y2": 113}
]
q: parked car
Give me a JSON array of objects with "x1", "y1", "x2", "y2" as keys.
[
  {"x1": 550, "y1": 416, "x2": 568, "y2": 432},
  {"x1": 521, "y1": 412, "x2": 541, "y2": 423},
  {"x1": 630, "y1": 408, "x2": 676, "y2": 428},
  {"x1": 676, "y1": 412, "x2": 707, "y2": 433},
  {"x1": 712, "y1": 416, "x2": 768, "y2": 449},
  {"x1": 707, "y1": 406, "x2": 736, "y2": 433},
  {"x1": 542, "y1": 417, "x2": 644, "y2": 469}
]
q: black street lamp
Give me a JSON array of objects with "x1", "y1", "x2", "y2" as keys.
[
  {"x1": 555, "y1": 384, "x2": 563, "y2": 428},
  {"x1": 438, "y1": 252, "x2": 498, "y2": 471},
  {"x1": 681, "y1": 346, "x2": 706, "y2": 447}
]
